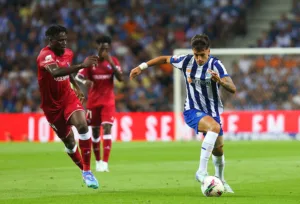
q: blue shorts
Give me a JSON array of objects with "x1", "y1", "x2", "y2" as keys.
[{"x1": 183, "y1": 109, "x2": 223, "y2": 136}]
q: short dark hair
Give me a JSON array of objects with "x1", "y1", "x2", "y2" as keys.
[
  {"x1": 96, "y1": 35, "x2": 112, "y2": 45},
  {"x1": 45, "y1": 25, "x2": 67, "y2": 39},
  {"x1": 191, "y1": 34, "x2": 210, "y2": 51}
]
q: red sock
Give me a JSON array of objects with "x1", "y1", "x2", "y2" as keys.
[
  {"x1": 79, "y1": 137, "x2": 92, "y2": 171},
  {"x1": 103, "y1": 135, "x2": 112, "y2": 162},
  {"x1": 66, "y1": 146, "x2": 83, "y2": 170},
  {"x1": 92, "y1": 139, "x2": 101, "y2": 161}
]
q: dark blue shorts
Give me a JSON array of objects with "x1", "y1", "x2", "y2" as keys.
[{"x1": 183, "y1": 109, "x2": 223, "y2": 136}]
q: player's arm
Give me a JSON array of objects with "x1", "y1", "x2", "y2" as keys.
[
  {"x1": 45, "y1": 56, "x2": 98, "y2": 78},
  {"x1": 218, "y1": 76, "x2": 236, "y2": 94},
  {"x1": 70, "y1": 74, "x2": 85, "y2": 103},
  {"x1": 129, "y1": 56, "x2": 171, "y2": 79},
  {"x1": 111, "y1": 62, "x2": 123, "y2": 82},
  {"x1": 102, "y1": 51, "x2": 124, "y2": 82},
  {"x1": 209, "y1": 70, "x2": 236, "y2": 94},
  {"x1": 75, "y1": 71, "x2": 94, "y2": 88}
]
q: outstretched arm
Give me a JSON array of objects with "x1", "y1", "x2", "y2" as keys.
[
  {"x1": 130, "y1": 56, "x2": 172, "y2": 79},
  {"x1": 45, "y1": 56, "x2": 99, "y2": 78},
  {"x1": 45, "y1": 63, "x2": 84, "y2": 77}
]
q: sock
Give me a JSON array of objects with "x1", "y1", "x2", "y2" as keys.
[
  {"x1": 198, "y1": 131, "x2": 219, "y2": 173},
  {"x1": 65, "y1": 144, "x2": 83, "y2": 170},
  {"x1": 212, "y1": 154, "x2": 225, "y2": 181},
  {"x1": 78, "y1": 132, "x2": 92, "y2": 171},
  {"x1": 103, "y1": 134, "x2": 112, "y2": 163},
  {"x1": 92, "y1": 136, "x2": 101, "y2": 162}
]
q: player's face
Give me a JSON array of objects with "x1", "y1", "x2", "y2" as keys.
[
  {"x1": 193, "y1": 48, "x2": 210, "y2": 66},
  {"x1": 98, "y1": 43, "x2": 110, "y2": 60},
  {"x1": 51, "y1": 32, "x2": 67, "y2": 54}
]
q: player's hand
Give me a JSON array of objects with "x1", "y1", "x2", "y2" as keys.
[
  {"x1": 85, "y1": 79, "x2": 94, "y2": 89},
  {"x1": 208, "y1": 70, "x2": 221, "y2": 83},
  {"x1": 101, "y1": 50, "x2": 113, "y2": 63},
  {"x1": 82, "y1": 56, "x2": 98, "y2": 68},
  {"x1": 129, "y1": 67, "x2": 142, "y2": 80}
]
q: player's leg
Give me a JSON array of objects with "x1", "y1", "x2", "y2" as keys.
[
  {"x1": 86, "y1": 108, "x2": 102, "y2": 171},
  {"x1": 98, "y1": 104, "x2": 115, "y2": 172},
  {"x1": 212, "y1": 136, "x2": 234, "y2": 193},
  {"x1": 92, "y1": 127, "x2": 102, "y2": 170},
  {"x1": 101, "y1": 123, "x2": 113, "y2": 172},
  {"x1": 183, "y1": 109, "x2": 220, "y2": 183},
  {"x1": 61, "y1": 129, "x2": 83, "y2": 170},
  {"x1": 50, "y1": 119, "x2": 83, "y2": 171},
  {"x1": 196, "y1": 115, "x2": 220, "y2": 182},
  {"x1": 69, "y1": 111, "x2": 91, "y2": 171},
  {"x1": 68, "y1": 110, "x2": 99, "y2": 189}
]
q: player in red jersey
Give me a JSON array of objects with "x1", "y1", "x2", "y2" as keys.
[
  {"x1": 36, "y1": 25, "x2": 99, "y2": 189},
  {"x1": 76, "y1": 35, "x2": 123, "y2": 172}
]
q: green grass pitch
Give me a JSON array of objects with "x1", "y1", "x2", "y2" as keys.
[{"x1": 0, "y1": 141, "x2": 300, "y2": 204}]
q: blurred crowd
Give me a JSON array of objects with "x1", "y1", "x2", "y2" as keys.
[
  {"x1": 256, "y1": 0, "x2": 300, "y2": 48},
  {"x1": 6, "y1": 0, "x2": 299, "y2": 113},
  {"x1": 223, "y1": 55, "x2": 300, "y2": 110}
]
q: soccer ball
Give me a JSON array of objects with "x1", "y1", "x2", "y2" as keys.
[{"x1": 201, "y1": 176, "x2": 224, "y2": 197}]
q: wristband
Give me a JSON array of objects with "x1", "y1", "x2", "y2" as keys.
[{"x1": 139, "y1": 62, "x2": 148, "y2": 70}]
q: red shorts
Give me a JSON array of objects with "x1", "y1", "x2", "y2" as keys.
[
  {"x1": 86, "y1": 104, "x2": 115, "y2": 127},
  {"x1": 43, "y1": 98, "x2": 84, "y2": 139}
]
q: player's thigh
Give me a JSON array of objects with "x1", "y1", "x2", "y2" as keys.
[
  {"x1": 51, "y1": 119, "x2": 72, "y2": 140},
  {"x1": 183, "y1": 109, "x2": 220, "y2": 134},
  {"x1": 100, "y1": 104, "x2": 115, "y2": 125},
  {"x1": 65, "y1": 98, "x2": 87, "y2": 127},
  {"x1": 198, "y1": 115, "x2": 221, "y2": 133},
  {"x1": 86, "y1": 107, "x2": 101, "y2": 127}
]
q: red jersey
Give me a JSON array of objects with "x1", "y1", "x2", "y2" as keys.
[
  {"x1": 78, "y1": 57, "x2": 121, "y2": 108},
  {"x1": 37, "y1": 46, "x2": 76, "y2": 112}
]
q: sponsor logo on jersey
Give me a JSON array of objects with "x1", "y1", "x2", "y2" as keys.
[
  {"x1": 92, "y1": 74, "x2": 112, "y2": 80},
  {"x1": 54, "y1": 75, "x2": 69, "y2": 81}
]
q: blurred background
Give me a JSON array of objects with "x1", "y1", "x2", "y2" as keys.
[{"x1": 0, "y1": 0, "x2": 299, "y2": 141}]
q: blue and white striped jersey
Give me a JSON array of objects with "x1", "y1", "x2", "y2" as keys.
[{"x1": 170, "y1": 54, "x2": 229, "y2": 117}]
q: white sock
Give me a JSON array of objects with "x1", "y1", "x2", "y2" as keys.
[
  {"x1": 212, "y1": 154, "x2": 225, "y2": 181},
  {"x1": 198, "y1": 131, "x2": 218, "y2": 173}
]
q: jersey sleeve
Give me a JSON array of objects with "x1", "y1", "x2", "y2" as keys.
[
  {"x1": 213, "y1": 60, "x2": 229, "y2": 78},
  {"x1": 77, "y1": 67, "x2": 88, "y2": 78},
  {"x1": 37, "y1": 50, "x2": 57, "y2": 68},
  {"x1": 112, "y1": 57, "x2": 122, "y2": 73},
  {"x1": 170, "y1": 55, "x2": 188, "y2": 69}
]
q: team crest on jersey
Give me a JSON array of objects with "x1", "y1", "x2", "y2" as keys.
[
  {"x1": 107, "y1": 65, "x2": 112, "y2": 69},
  {"x1": 44, "y1": 55, "x2": 54, "y2": 63},
  {"x1": 205, "y1": 71, "x2": 212, "y2": 79}
]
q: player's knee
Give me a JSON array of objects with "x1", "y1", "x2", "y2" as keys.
[
  {"x1": 212, "y1": 145, "x2": 224, "y2": 156},
  {"x1": 92, "y1": 128, "x2": 100, "y2": 139},
  {"x1": 65, "y1": 140, "x2": 76, "y2": 150},
  {"x1": 76, "y1": 123, "x2": 88, "y2": 134},
  {"x1": 102, "y1": 124, "x2": 112, "y2": 134},
  {"x1": 208, "y1": 122, "x2": 221, "y2": 134}
]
